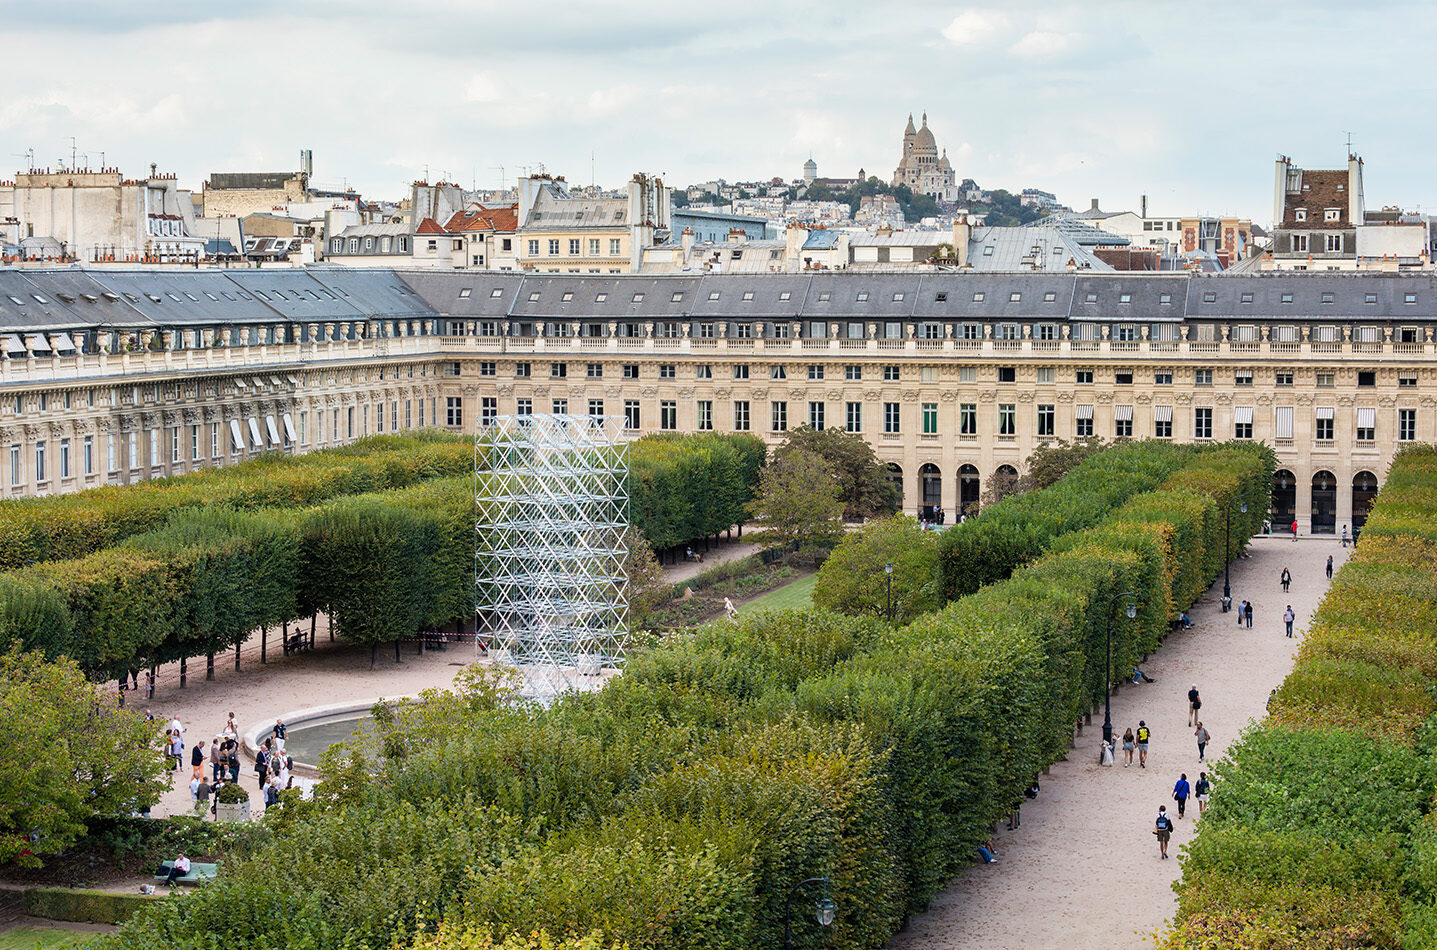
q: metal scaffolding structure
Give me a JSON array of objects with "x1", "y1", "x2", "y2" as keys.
[{"x1": 475, "y1": 414, "x2": 630, "y2": 698}]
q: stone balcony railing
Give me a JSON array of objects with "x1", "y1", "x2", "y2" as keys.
[{"x1": 1, "y1": 332, "x2": 1430, "y2": 387}]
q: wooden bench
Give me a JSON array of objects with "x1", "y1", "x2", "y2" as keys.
[{"x1": 154, "y1": 861, "x2": 218, "y2": 886}]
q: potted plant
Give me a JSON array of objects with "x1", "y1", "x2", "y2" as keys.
[{"x1": 213, "y1": 782, "x2": 251, "y2": 823}]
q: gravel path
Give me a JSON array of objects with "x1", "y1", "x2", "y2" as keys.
[{"x1": 889, "y1": 536, "x2": 1348, "y2": 950}]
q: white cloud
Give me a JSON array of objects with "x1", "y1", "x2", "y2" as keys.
[
  {"x1": 941, "y1": 9, "x2": 1009, "y2": 44},
  {"x1": 1011, "y1": 30, "x2": 1075, "y2": 58},
  {"x1": 465, "y1": 72, "x2": 503, "y2": 103}
]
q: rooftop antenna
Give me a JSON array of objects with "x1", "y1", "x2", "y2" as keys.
[
  {"x1": 491, "y1": 164, "x2": 506, "y2": 190},
  {"x1": 68, "y1": 136, "x2": 77, "y2": 172},
  {"x1": 591, "y1": 151, "x2": 595, "y2": 189},
  {"x1": 1345, "y1": 131, "x2": 1354, "y2": 157}
]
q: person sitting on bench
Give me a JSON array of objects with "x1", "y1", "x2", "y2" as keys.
[{"x1": 164, "y1": 853, "x2": 191, "y2": 884}]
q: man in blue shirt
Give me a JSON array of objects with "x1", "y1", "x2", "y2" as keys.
[{"x1": 1172, "y1": 773, "x2": 1191, "y2": 818}]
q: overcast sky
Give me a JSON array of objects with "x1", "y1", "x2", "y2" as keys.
[{"x1": 4, "y1": 0, "x2": 1433, "y2": 226}]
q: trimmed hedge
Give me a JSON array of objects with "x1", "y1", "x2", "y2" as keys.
[
  {"x1": 1162, "y1": 444, "x2": 1437, "y2": 950},
  {"x1": 23, "y1": 886, "x2": 159, "y2": 925},
  {"x1": 97, "y1": 441, "x2": 1274, "y2": 950},
  {"x1": 0, "y1": 431, "x2": 472, "y2": 570},
  {"x1": 936, "y1": 441, "x2": 1203, "y2": 600},
  {"x1": 628, "y1": 434, "x2": 765, "y2": 550},
  {"x1": 0, "y1": 476, "x2": 474, "y2": 676}
]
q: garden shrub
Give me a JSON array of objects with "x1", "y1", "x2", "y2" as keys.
[{"x1": 1164, "y1": 444, "x2": 1437, "y2": 950}]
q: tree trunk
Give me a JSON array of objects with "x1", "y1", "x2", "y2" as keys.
[
  {"x1": 235, "y1": 642, "x2": 241, "y2": 672},
  {"x1": 394, "y1": 638, "x2": 401, "y2": 663},
  {"x1": 206, "y1": 652, "x2": 215, "y2": 681},
  {"x1": 282, "y1": 620, "x2": 290, "y2": 655},
  {"x1": 180, "y1": 657, "x2": 187, "y2": 688},
  {"x1": 370, "y1": 642, "x2": 377, "y2": 670},
  {"x1": 261, "y1": 626, "x2": 267, "y2": 664},
  {"x1": 310, "y1": 614, "x2": 317, "y2": 649}
]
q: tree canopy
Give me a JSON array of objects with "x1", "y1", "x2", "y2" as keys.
[
  {"x1": 811, "y1": 515, "x2": 939, "y2": 623},
  {"x1": 774, "y1": 426, "x2": 899, "y2": 521},
  {"x1": 0, "y1": 646, "x2": 166, "y2": 866},
  {"x1": 744, "y1": 448, "x2": 845, "y2": 549}
]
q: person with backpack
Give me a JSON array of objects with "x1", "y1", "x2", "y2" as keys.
[
  {"x1": 1284, "y1": 605, "x2": 1296, "y2": 638},
  {"x1": 1281, "y1": 567, "x2": 1291, "y2": 592},
  {"x1": 1136, "y1": 721, "x2": 1151, "y2": 768},
  {"x1": 1153, "y1": 806, "x2": 1174, "y2": 858},
  {"x1": 1172, "y1": 773, "x2": 1191, "y2": 818},
  {"x1": 1194, "y1": 772, "x2": 1212, "y2": 816},
  {"x1": 1188, "y1": 685, "x2": 1202, "y2": 726}
]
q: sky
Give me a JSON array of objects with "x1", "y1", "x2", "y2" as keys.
[{"x1": 3, "y1": 0, "x2": 1435, "y2": 227}]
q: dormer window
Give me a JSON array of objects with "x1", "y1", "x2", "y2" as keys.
[
  {"x1": 594, "y1": 293, "x2": 607, "y2": 302},
  {"x1": 1294, "y1": 209, "x2": 1307, "y2": 221},
  {"x1": 856, "y1": 292, "x2": 869, "y2": 301},
  {"x1": 561, "y1": 292, "x2": 573, "y2": 301},
  {"x1": 1240, "y1": 293, "x2": 1253, "y2": 303},
  {"x1": 1118, "y1": 293, "x2": 1132, "y2": 304},
  {"x1": 1325, "y1": 209, "x2": 1340, "y2": 222}
]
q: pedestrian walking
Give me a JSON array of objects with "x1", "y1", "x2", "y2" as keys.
[
  {"x1": 1173, "y1": 774, "x2": 1191, "y2": 818},
  {"x1": 1291, "y1": 519, "x2": 1299, "y2": 541},
  {"x1": 1341, "y1": 524, "x2": 1349, "y2": 547},
  {"x1": 1122, "y1": 727, "x2": 1135, "y2": 767},
  {"x1": 1283, "y1": 605, "x2": 1296, "y2": 638},
  {"x1": 1245, "y1": 601, "x2": 1254, "y2": 629},
  {"x1": 1194, "y1": 722, "x2": 1210, "y2": 762},
  {"x1": 271, "y1": 719, "x2": 287, "y2": 753},
  {"x1": 1235, "y1": 600, "x2": 1245, "y2": 626},
  {"x1": 1187, "y1": 685, "x2": 1202, "y2": 726},
  {"x1": 1194, "y1": 772, "x2": 1211, "y2": 816},
  {"x1": 209, "y1": 737, "x2": 223, "y2": 782},
  {"x1": 1326, "y1": 555, "x2": 1334, "y2": 579},
  {"x1": 1281, "y1": 567, "x2": 1291, "y2": 592},
  {"x1": 1136, "y1": 720, "x2": 1151, "y2": 768},
  {"x1": 1154, "y1": 806, "x2": 1174, "y2": 858}
]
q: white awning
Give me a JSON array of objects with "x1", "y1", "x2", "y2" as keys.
[
  {"x1": 269, "y1": 376, "x2": 284, "y2": 387},
  {"x1": 4, "y1": 334, "x2": 26, "y2": 355},
  {"x1": 247, "y1": 417, "x2": 263, "y2": 447},
  {"x1": 229, "y1": 419, "x2": 245, "y2": 450},
  {"x1": 282, "y1": 413, "x2": 297, "y2": 442},
  {"x1": 1115, "y1": 405, "x2": 1134, "y2": 421},
  {"x1": 286, "y1": 376, "x2": 299, "y2": 385},
  {"x1": 265, "y1": 415, "x2": 281, "y2": 445},
  {"x1": 1357, "y1": 408, "x2": 1376, "y2": 428},
  {"x1": 234, "y1": 377, "x2": 247, "y2": 389},
  {"x1": 1316, "y1": 406, "x2": 1335, "y2": 420},
  {"x1": 1075, "y1": 404, "x2": 1094, "y2": 420},
  {"x1": 49, "y1": 333, "x2": 76, "y2": 352},
  {"x1": 1154, "y1": 405, "x2": 1173, "y2": 423},
  {"x1": 1234, "y1": 406, "x2": 1254, "y2": 424},
  {"x1": 24, "y1": 333, "x2": 50, "y2": 351},
  {"x1": 1275, "y1": 406, "x2": 1294, "y2": 439}
]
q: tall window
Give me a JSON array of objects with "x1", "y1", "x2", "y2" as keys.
[
  {"x1": 733, "y1": 401, "x2": 750, "y2": 431},
  {"x1": 445, "y1": 397, "x2": 463, "y2": 427},
  {"x1": 1399, "y1": 408, "x2": 1417, "y2": 442},
  {"x1": 884, "y1": 402, "x2": 900, "y2": 434},
  {"x1": 59, "y1": 439, "x2": 70, "y2": 479},
  {"x1": 922, "y1": 403, "x2": 938, "y2": 435},
  {"x1": 999, "y1": 403, "x2": 1016, "y2": 436},
  {"x1": 808, "y1": 402, "x2": 825, "y2": 430},
  {"x1": 83, "y1": 435, "x2": 93, "y2": 475},
  {"x1": 771, "y1": 401, "x2": 787, "y2": 432},
  {"x1": 9, "y1": 444, "x2": 19, "y2": 486},
  {"x1": 1194, "y1": 407, "x2": 1213, "y2": 440},
  {"x1": 660, "y1": 401, "x2": 677, "y2": 431},
  {"x1": 34, "y1": 442, "x2": 46, "y2": 482},
  {"x1": 481, "y1": 398, "x2": 497, "y2": 426},
  {"x1": 588, "y1": 399, "x2": 604, "y2": 419},
  {"x1": 1154, "y1": 408, "x2": 1173, "y2": 439},
  {"x1": 846, "y1": 402, "x2": 862, "y2": 433},
  {"x1": 696, "y1": 400, "x2": 713, "y2": 431},
  {"x1": 516, "y1": 398, "x2": 532, "y2": 416},
  {"x1": 624, "y1": 400, "x2": 640, "y2": 430},
  {"x1": 1356, "y1": 409, "x2": 1376, "y2": 441},
  {"x1": 959, "y1": 403, "x2": 977, "y2": 435},
  {"x1": 552, "y1": 398, "x2": 568, "y2": 415},
  {"x1": 1114, "y1": 407, "x2": 1133, "y2": 438},
  {"x1": 1037, "y1": 404, "x2": 1054, "y2": 437}
]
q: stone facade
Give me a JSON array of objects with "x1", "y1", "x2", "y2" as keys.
[{"x1": 0, "y1": 268, "x2": 1433, "y2": 538}]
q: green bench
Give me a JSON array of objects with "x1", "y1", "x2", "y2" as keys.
[{"x1": 154, "y1": 860, "x2": 218, "y2": 885}]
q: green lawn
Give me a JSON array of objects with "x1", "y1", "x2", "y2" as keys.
[
  {"x1": 0, "y1": 928, "x2": 105, "y2": 950},
  {"x1": 739, "y1": 572, "x2": 818, "y2": 614}
]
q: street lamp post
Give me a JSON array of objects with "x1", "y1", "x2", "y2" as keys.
[
  {"x1": 1103, "y1": 591, "x2": 1137, "y2": 748},
  {"x1": 884, "y1": 561, "x2": 893, "y2": 622},
  {"x1": 1222, "y1": 499, "x2": 1249, "y2": 609},
  {"x1": 782, "y1": 876, "x2": 835, "y2": 950}
]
